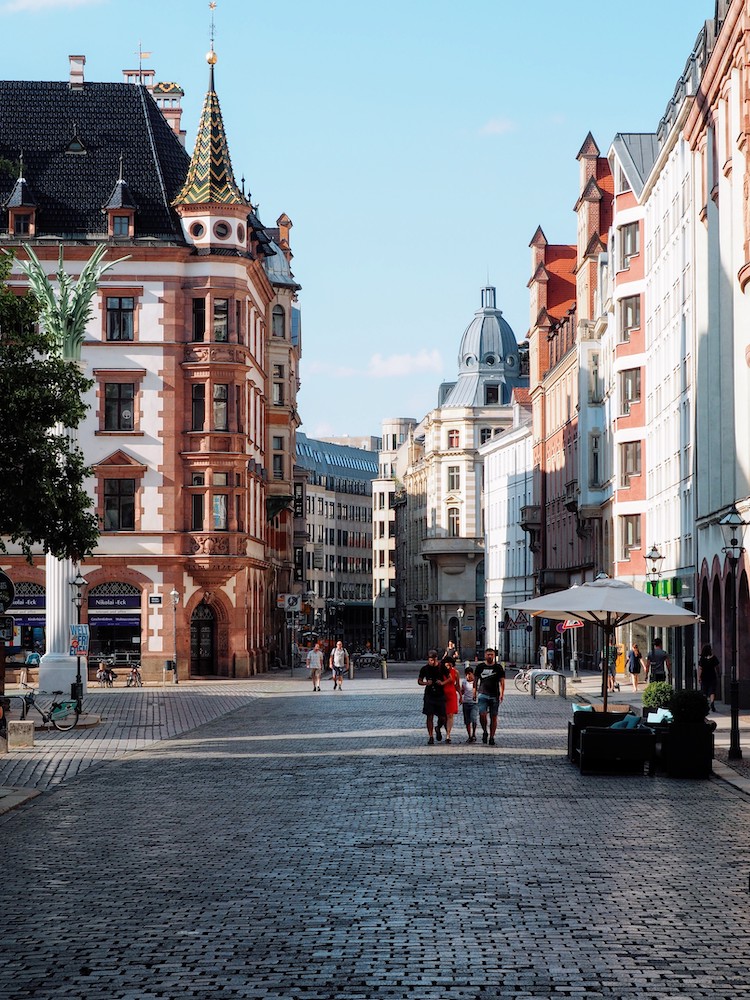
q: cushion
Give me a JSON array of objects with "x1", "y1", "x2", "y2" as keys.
[
  {"x1": 646, "y1": 708, "x2": 673, "y2": 724},
  {"x1": 572, "y1": 703, "x2": 594, "y2": 714},
  {"x1": 610, "y1": 714, "x2": 639, "y2": 730}
]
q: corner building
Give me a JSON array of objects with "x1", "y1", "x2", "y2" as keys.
[{"x1": 0, "y1": 54, "x2": 301, "y2": 678}]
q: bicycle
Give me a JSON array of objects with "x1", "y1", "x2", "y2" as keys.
[
  {"x1": 19, "y1": 689, "x2": 80, "y2": 731},
  {"x1": 512, "y1": 664, "x2": 533, "y2": 692}
]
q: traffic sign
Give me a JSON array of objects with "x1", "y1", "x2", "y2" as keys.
[
  {"x1": 285, "y1": 594, "x2": 301, "y2": 611},
  {"x1": 0, "y1": 571, "x2": 15, "y2": 613},
  {"x1": 562, "y1": 619, "x2": 583, "y2": 630},
  {"x1": 555, "y1": 622, "x2": 566, "y2": 634},
  {"x1": 514, "y1": 611, "x2": 531, "y2": 629},
  {"x1": 0, "y1": 615, "x2": 14, "y2": 642}
]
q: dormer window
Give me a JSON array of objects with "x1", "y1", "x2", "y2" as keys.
[
  {"x1": 213, "y1": 221, "x2": 230, "y2": 240},
  {"x1": 113, "y1": 215, "x2": 129, "y2": 237},
  {"x1": 13, "y1": 213, "x2": 32, "y2": 235}
]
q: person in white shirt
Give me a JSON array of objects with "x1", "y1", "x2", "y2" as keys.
[
  {"x1": 329, "y1": 640, "x2": 349, "y2": 691},
  {"x1": 306, "y1": 642, "x2": 324, "y2": 692}
]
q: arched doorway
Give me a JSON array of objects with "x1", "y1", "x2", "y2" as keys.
[{"x1": 191, "y1": 603, "x2": 216, "y2": 675}]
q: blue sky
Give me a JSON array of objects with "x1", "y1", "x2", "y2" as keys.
[{"x1": 2, "y1": 0, "x2": 713, "y2": 439}]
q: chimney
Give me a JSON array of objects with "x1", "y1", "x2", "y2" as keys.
[
  {"x1": 276, "y1": 213, "x2": 293, "y2": 262},
  {"x1": 69, "y1": 54, "x2": 85, "y2": 90}
]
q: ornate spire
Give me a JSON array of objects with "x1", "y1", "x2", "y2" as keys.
[{"x1": 173, "y1": 46, "x2": 245, "y2": 207}]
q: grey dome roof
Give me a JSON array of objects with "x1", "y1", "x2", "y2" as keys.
[
  {"x1": 457, "y1": 286, "x2": 519, "y2": 374},
  {"x1": 441, "y1": 287, "x2": 526, "y2": 407}
]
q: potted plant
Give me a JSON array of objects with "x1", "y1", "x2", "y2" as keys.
[
  {"x1": 662, "y1": 689, "x2": 716, "y2": 779},
  {"x1": 642, "y1": 681, "x2": 674, "y2": 717}
]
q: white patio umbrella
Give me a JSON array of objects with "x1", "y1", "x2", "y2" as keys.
[{"x1": 510, "y1": 577, "x2": 699, "y2": 711}]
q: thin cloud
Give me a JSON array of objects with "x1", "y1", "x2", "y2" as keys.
[
  {"x1": 479, "y1": 117, "x2": 516, "y2": 136},
  {"x1": 0, "y1": 0, "x2": 103, "y2": 11},
  {"x1": 368, "y1": 349, "x2": 442, "y2": 379}
]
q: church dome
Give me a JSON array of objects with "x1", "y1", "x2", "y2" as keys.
[
  {"x1": 457, "y1": 286, "x2": 519, "y2": 375},
  {"x1": 440, "y1": 287, "x2": 526, "y2": 408}
]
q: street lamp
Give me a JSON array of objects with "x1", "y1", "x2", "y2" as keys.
[
  {"x1": 69, "y1": 569, "x2": 87, "y2": 707},
  {"x1": 456, "y1": 606, "x2": 464, "y2": 659},
  {"x1": 719, "y1": 506, "x2": 747, "y2": 760},
  {"x1": 169, "y1": 587, "x2": 180, "y2": 685},
  {"x1": 646, "y1": 544, "x2": 665, "y2": 588}
]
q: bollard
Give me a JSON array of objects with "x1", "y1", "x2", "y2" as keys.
[
  {"x1": 348, "y1": 661, "x2": 355, "y2": 681},
  {"x1": 381, "y1": 657, "x2": 388, "y2": 679}
]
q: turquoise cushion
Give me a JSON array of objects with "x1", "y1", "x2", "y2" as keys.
[
  {"x1": 572, "y1": 704, "x2": 594, "y2": 714},
  {"x1": 610, "y1": 713, "x2": 639, "y2": 730}
]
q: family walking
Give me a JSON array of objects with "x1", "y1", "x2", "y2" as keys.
[{"x1": 419, "y1": 647, "x2": 505, "y2": 746}]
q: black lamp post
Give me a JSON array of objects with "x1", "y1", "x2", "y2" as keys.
[
  {"x1": 456, "y1": 606, "x2": 464, "y2": 659},
  {"x1": 69, "y1": 569, "x2": 87, "y2": 707},
  {"x1": 719, "y1": 506, "x2": 747, "y2": 760},
  {"x1": 170, "y1": 587, "x2": 179, "y2": 685}
]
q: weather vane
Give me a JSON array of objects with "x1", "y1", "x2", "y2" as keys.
[
  {"x1": 136, "y1": 40, "x2": 152, "y2": 85},
  {"x1": 209, "y1": 2, "x2": 217, "y2": 49}
]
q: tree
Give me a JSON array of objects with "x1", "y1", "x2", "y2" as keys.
[{"x1": 0, "y1": 249, "x2": 103, "y2": 561}]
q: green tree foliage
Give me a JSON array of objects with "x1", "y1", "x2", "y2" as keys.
[{"x1": 0, "y1": 251, "x2": 99, "y2": 561}]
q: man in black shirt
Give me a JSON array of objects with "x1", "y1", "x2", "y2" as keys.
[
  {"x1": 474, "y1": 648, "x2": 505, "y2": 746},
  {"x1": 418, "y1": 649, "x2": 449, "y2": 745}
]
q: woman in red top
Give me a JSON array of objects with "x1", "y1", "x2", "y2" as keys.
[{"x1": 441, "y1": 657, "x2": 461, "y2": 744}]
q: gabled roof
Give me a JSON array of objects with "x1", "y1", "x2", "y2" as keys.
[
  {"x1": 610, "y1": 132, "x2": 659, "y2": 198},
  {"x1": 0, "y1": 80, "x2": 189, "y2": 239},
  {"x1": 174, "y1": 64, "x2": 245, "y2": 207}
]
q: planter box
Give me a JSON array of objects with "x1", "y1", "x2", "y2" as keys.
[{"x1": 662, "y1": 722, "x2": 715, "y2": 779}]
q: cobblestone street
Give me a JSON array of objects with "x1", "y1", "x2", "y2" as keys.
[{"x1": 2, "y1": 675, "x2": 750, "y2": 999}]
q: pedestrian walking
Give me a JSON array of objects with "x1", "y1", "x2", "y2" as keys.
[
  {"x1": 306, "y1": 642, "x2": 324, "y2": 692},
  {"x1": 606, "y1": 643, "x2": 620, "y2": 692},
  {"x1": 698, "y1": 643, "x2": 720, "y2": 712},
  {"x1": 418, "y1": 649, "x2": 449, "y2": 745},
  {"x1": 646, "y1": 637, "x2": 671, "y2": 684},
  {"x1": 443, "y1": 640, "x2": 458, "y2": 665},
  {"x1": 329, "y1": 639, "x2": 349, "y2": 691},
  {"x1": 474, "y1": 648, "x2": 505, "y2": 746},
  {"x1": 442, "y1": 656, "x2": 461, "y2": 743},
  {"x1": 460, "y1": 665, "x2": 478, "y2": 742},
  {"x1": 626, "y1": 642, "x2": 644, "y2": 693}
]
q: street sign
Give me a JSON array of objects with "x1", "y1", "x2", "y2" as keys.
[
  {"x1": 0, "y1": 615, "x2": 14, "y2": 642},
  {"x1": 555, "y1": 622, "x2": 566, "y2": 634},
  {"x1": 562, "y1": 619, "x2": 583, "y2": 630},
  {"x1": 540, "y1": 617, "x2": 550, "y2": 630},
  {"x1": 0, "y1": 571, "x2": 15, "y2": 613},
  {"x1": 69, "y1": 624, "x2": 90, "y2": 657},
  {"x1": 514, "y1": 611, "x2": 531, "y2": 630},
  {"x1": 285, "y1": 594, "x2": 301, "y2": 611}
]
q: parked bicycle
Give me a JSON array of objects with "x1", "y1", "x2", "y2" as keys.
[
  {"x1": 511, "y1": 664, "x2": 556, "y2": 695},
  {"x1": 125, "y1": 663, "x2": 143, "y2": 687},
  {"x1": 19, "y1": 689, "x2": 80, "y2": 731},
  {"x1": 96, "y1": 659, "x2": 117, "y2": 687}
]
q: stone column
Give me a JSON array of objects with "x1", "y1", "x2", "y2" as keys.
[{"x1": 38, "y1": 552, "x2": 82, "y2": 694}]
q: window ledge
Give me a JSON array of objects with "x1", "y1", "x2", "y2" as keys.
[{"x1": 96, "y1": 430, "x2": 144, "y2": 436}]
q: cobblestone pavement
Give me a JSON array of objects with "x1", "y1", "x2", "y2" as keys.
[{"x1": 2, "y1": 674, "x2": 750, "y2": 999}]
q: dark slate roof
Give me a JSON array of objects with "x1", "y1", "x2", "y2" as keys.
[
  {"x1": 103, "y1": 178, "x2": 138, "y2": 211},
  {"x1": 611, "y1": 133, "x2": 659, "y2": 197},
  {"x1": 4, "y1": 175, "x2": 36, "y2": 208},
  {"x1": 0, "y1": 80, "x2": 190, "y2": 240}
]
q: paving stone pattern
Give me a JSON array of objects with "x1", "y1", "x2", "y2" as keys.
[{"x1": 1, "y1": 680, "x2": 750, "y2": 999}]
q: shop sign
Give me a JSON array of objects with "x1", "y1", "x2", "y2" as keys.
[{"x1": 88, "y1": 594, "x2": 141, "y2": 610}]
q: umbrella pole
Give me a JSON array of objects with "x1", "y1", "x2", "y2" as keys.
[{"x1": 601, "y1": 620, "x2": 613, "y2": 713}]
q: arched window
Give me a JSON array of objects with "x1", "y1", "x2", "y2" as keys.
[
  {"x1": 272, "y1": 305, "x2": 285, "y2": 338},
  {"x1": 448, "y1": 507, "x2": 460, "y2": 537}
]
